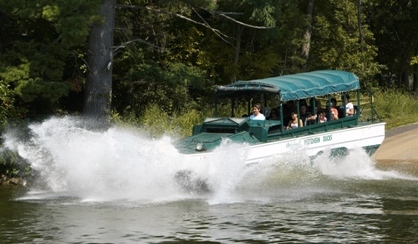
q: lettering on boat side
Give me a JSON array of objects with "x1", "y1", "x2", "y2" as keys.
[
  {"x1": 286, "y1": 141, "x2": 303, "y2": 148},
  {"x1": 304, "y1": 135, "x2": 333, "y2": 145},
  {"x1": 304, "y1": 137, "x2": 320, "y2": 145},
  {"x1": 323, "y1": 135, "x2": 332, "y2": 142},
  {"x1": 286, "y1": 135, "x2": 333, "y2": 148}
]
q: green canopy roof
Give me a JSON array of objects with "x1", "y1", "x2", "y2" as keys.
[{"x1": 215, "y1": 70, "x2": 360, "y2": 102}]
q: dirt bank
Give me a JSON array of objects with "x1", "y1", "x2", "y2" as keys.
[{"x1": 373, "y1": 122, "x2": 418, "y2": 163}]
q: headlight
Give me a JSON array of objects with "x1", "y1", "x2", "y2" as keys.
[{"x1": 196, "y1": 142, "x2": 205, "y2": 151}]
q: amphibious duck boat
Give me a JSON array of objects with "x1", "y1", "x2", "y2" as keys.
[{"x1": 175, "y1": 70, "x2": 385, "y2": 163}]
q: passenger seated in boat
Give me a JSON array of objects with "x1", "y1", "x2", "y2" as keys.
[
  {"x1": 263, "y1": 106, "x2": 271, "y2": 118},
  {"x1": 340, "y1": 94, "x2": 355, "y2": 117},
  {"x1": 269, "y1": 108, "x2": 279, "y2": 120},
  {"x1": 300, "y1": 105, "x2": 312, "y2": 124},
  {"x1": 326, "y1": 100, "x2": 338, "y2": 120},
  {"x1": 305, "y1": 115, "x2": 317, "y2": 125},
  {"x1": 318, "y1": 111, "x2": 327, "y2": 123},
  {"x1": 286, "y1": 111, "x2": 303, "y2": 130},
  {"x1": 249, "y1": 103, "x2": 266, "y2": 120},
  {"x1": 301, "y1": 98, "x2": 322, "y2": 125},
  {"x1": 330, "y1": 98, "x2": 339, "y2": 120},
  {"x1": 282, "y1": 101, "x2": 296, "y2": 125}
]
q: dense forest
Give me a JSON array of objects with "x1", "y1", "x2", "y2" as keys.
[{"x1": 1, "y1": 0, "x2": 418, "y2": 129}]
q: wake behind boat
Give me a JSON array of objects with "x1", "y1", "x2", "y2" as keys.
[{"x1": 175, "y1": 70, "x2": 385, "y2": 164}]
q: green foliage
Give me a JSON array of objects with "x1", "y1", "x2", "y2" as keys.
[
  {"x1": 15, "y1": 78, "x2": 69, "y2": 104},
  {"x1": 0, "y1": 0, "x2": 103, "y2": 119},
  {"x1": 1, "y1": 0, "x2": 418, "y2": 134},
  {"x1": 373, "y1": 89, "x2": 418, "y2": 129},
  {"x1": 112, "y1": 103, "x2": 208, "y2": 138},
  {"x1": 0, "y1": 40, "x2": 70, "y2": 116},
  {"x1": 138, "y1": 104, "x2": 173, "y2": 137},
  {"x1": 159, "y1": 0, "x2": 217, "y2": 10},
  {"x1": 0, "y1": 40, "x2": 69, "y2": 101},
  {"x1": 31, "y1": 0, "x2": 102, "y2": 47},
  {"x1": 0, "y1": 82, "x2": 18, "y2": 128},
  {"x1": 0, "y1": 149, "x2": 29, "y2": 178},
  {"x1": 364, "y1": 0, "x2": 418, "y2": 84},
  {"x1": 411, "y1": 56, "x2": 418, "y2": 65},
  {"x1": 241, "y1": 0, "x2": 278, "y2": 27},
  {"x1": 310, "y1": 0, "x2": 379, "y2": 81},
  {"x1": 113, "y1": 60, "x2": 209, "y2": 118}
]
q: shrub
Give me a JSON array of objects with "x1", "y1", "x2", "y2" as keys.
[{"x1": 373, "y1": 89, "x2": 418, "y2": 129}]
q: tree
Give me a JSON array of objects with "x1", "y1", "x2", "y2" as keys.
[
  {"x1": 110, "y1": 1, "x2": 217, "y2": 117},
  {"x1": 301, "y1": 0, "x2": 315, "y2": 70},
  {"x1": 364, "y1": 0, "x2": 418, "y2": 89},
  {"x1": 3, "y1": 0, "x2": 417, "y2": 125},
  {"x1": 0, "y1": 0, "x2": 101, "y2": 120},
  {"x1": 83, "y1": 0, "x2": 116, "y2": 123},
  {"x1": 308, "y1": 0, "x2": 379, "y2": 82}
]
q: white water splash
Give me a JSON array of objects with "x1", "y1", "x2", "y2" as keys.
[
  {"x1": 2, "y1": 116, "x2": 416, "y2": 203},
  {"x1": 3, "y1": 117, "x2": 185, "y2": 202},
  {"x1": 312, "y1": 148, "x2": 416, "y2": 180}
]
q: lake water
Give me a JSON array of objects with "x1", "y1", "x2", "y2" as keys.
[{"x1": 1, "y1": 117, "x2": 418, "y2": 243}]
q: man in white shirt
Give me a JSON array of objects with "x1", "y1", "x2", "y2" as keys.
[
  {"x1": 249, "y1": 103, "x2": 266, "y2": 120},
  {"x1": 344, "y1": 94, "x2": 355, "y2": 116}
]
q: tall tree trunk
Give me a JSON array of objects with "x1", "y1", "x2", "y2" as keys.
[
  {"x1": 357, "y1": 0, "x2": 364, "y2": 48},
  {"x1": 301, "y1": 0, "x2": 315, "y2": 70},
  {"x1": 232, "y1": 25, "x2": 244, "y2": 82},
  {"x1": 413, "y1": 63, "x2": 418, "y2": 96},
  {"x1": 357, "y1": 0, "x2": 364, "y2": 71},
  {"x1": 401, "y1": 70, "x2": 409, "y2": 88},
  {"x1": 84, "y1": 0, "x2": 116, "y2": 123}
]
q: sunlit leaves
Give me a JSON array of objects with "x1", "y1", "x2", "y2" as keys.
[
  {"x1": 411, "y1": 56, "x2": 418, "y2": 65},
  {"x1": 241, "y1": 0, "x2": 277, "y2": 27},
  {"x1": 42, "y1": 4, "x2": 60, "y2": 21},
  {"x1": 309, "y1": 0, "x2": 379, "y2": 81},
  {"x1": 16, "y1": 78, "x2": 68, "y2": 103},
  {"x1": 0, "y1": 0, "x2": 102, "y2": 118}
]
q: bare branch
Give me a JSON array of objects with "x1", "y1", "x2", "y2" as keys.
[
  {"x1": 117, "y1": 4, "x2": 234, "y2": 46},
  {"x1": 213, "y1": 11, "x2": 243, "y2": 16},
  {"x1": 122, "y1": 38, "x2": 161, "y2": 49},
  {"x1": 218, "y1": 13, "x2": 274, "y2": 29},
  {"x1": 191, "y1": 8, "x2": 234, "y2": 47},
  {"x1": 170, "y1": 9, "x2": 227, "y2": 37},
  {"x1": 115, "y1": 4, "x2": 272, "y2": 46}
]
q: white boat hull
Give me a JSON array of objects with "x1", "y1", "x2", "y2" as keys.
[{"x1": 184, "y1": 122, "x2": 386, "y2": 164}]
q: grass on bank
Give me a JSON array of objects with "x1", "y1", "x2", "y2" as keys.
[{"x1": 372, "y1": 89, "x2": 418, "y2": 130}]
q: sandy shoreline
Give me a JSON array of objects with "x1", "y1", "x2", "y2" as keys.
[{"x1": 373, "y1": 122, "x2": 418, "y2": 163}]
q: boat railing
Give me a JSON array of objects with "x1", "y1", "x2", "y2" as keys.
[{"x1": 265, "y1": 115, "x2": 359, "y2": 142}]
